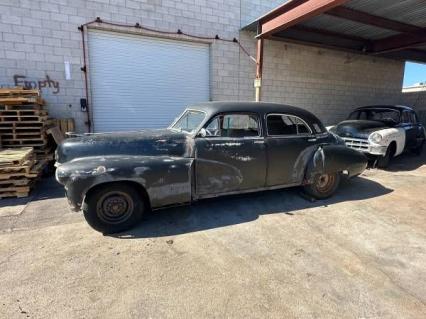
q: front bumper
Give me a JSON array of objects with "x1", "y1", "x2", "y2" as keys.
[{"x1": 342, "y1": 137, "x2": 387, "y2": 156}]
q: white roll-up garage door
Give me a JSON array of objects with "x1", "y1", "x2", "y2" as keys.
[{"x1": 87, "y1": 30, "x2": 210, "y2": 132}]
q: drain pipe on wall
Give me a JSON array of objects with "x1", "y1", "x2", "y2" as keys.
[
  {"x1": 255, "y1": 37, "x2": 264, "y2": 102},
  {"x1": 78, "y1": 22, "x2": 95, "y2": 133}
]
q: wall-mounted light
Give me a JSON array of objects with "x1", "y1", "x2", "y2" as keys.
[{"x1": 64, "y1": 61, "x2": 71, "y2": 80}]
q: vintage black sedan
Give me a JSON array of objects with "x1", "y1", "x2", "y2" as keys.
[
  {"x1": 328, "y1": 105, "x2": 425, "y2": 168},
  {"x1": 55, "y1": 102, "x2": 367, "y2": 233}
]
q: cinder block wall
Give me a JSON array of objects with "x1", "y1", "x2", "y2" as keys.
[
  {"x1": 0, "y1": 0, "x2": 416, "y2": 132},
  {"x1": 237, "y1": 33, "x2": 409, "y2": 124}
]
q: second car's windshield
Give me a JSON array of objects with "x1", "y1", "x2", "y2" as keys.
[
  {"x1": 171, "y1": 109, "x2": 205, "y2": 133},
  {"x1": 348, "y1": 109, "x2": 400, "y2": 124}
]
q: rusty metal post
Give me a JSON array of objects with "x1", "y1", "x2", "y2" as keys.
[{"x1": 255, "y1": 38, "x2": 264, "y2": 102}]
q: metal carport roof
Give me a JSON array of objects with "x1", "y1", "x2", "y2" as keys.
[{"x1": 244, "y1": 0, "x2": 426, "y2": 63}]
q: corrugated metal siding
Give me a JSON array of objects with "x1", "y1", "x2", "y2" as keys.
[
  {"x1": 300, "y1": 15, "x2": 399, "y2": 40},
  {"x1": 88, "y1": 30, "x2": 210, "y2": 132},
  {"x1": 346, "y1": 0, "x2": 426, "y2": 28}
]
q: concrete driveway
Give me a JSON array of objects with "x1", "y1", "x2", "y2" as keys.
[{"x1": 0, "y1": 153, "x2": 425, "y2": 319}]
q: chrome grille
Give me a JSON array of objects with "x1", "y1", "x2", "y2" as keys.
[{"x1": 342, "y1": 137, "x2": 369, "y2": 150}]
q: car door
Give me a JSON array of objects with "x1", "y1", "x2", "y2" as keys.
[
  {"x1": 401, "y1": 110, "x2": 417, "y2": 150},
  {"x1": 265, "y1": 113, "x2": 316, "y2": 186},
  {"x1": 411, "y1": 111, "x2": 425, "y2": 148},
  {"x1": 194, "y1": 112, "x2": 267, "y2": 196}
]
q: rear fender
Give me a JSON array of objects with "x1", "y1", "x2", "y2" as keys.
[{"x1": 304, "y1": 145, "x2": 367, "y2": 183}]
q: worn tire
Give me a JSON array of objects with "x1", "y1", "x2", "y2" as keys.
[
  {"x1": 83, "y1": 183, "x2": 145, "y2": 234},
  {"x1": 303, "y1": 172, "x2": 340, "y2": 200},
  {"x1": 377, "y1": 144, "x2": 395, "y2": 168}
]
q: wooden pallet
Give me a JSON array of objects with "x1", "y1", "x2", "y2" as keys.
[
  {"x1": 0, "y1": 110, "x2": 47, "y2": 116},
  {"x1": 0, "y1": 170, "x2": 38, "y2": 180},
  {"x1": 1, "y1": 131, "x2": 46, "y2": 138},
  {"x1": 0, "y1": 147, "x2": 34, "y2": 167},
  {"x1": 0, "y1": 96, "x2": 44, "y2": 105},
  {"x1": 0, "y1": 115, "x2": 49, "y2": 122},
  {"x1": 0, "y1": 121, "x2": 46, "y2": 128},
  {"x1": 0, "y1": 87, "x2": 39, "y2": 96},
  {"x1": 53, "y1": 118, "x2": 75, "y2": 134},
  {"x1": 0, "y1": 104, "x2": 43, "y2": 111},
  {"x1": 0, "y1": 159, "x2": 50, "y2": 180},
  {"x1": 0, "y1": 178, "x2": 32, "y2": 187},
  {"x1": 0, "y1": 190, "x2": 30, "y2": 199},
  {"x1": 0, "y1": 160, "x2": 34, "y2": 174}
]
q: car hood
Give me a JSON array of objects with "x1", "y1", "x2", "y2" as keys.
[
  {"x1": 334, "y1": 120, "x2": 390, "y2": 138},
  {"x1": 56, "y1": 129, "x2": 193, "y2": 164}
]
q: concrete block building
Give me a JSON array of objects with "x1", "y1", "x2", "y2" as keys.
[{"x1": 0, "y1": 0, "x2": 425, "y2": 133}]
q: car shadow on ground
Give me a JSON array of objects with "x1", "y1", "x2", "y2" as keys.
[
  {"x1": 114, "y1": 176, "x2": 393, "y2": 239},
  {"x1": 383, "y1": 150, "x2": 426, "y2": 172}
]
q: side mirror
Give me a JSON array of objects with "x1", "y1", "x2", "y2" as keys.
[{"x1": 198, "y1": 128, "x2": 207, "y2": 137}]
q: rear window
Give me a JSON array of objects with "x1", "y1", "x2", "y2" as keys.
[{"x1": 267, "y1": 114, "x2": 311, "y2": 136}]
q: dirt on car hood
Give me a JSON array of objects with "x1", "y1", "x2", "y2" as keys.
[
  {"x1": 335, "y1": 120, "x2": 389, "y2": 138},
  {"x1": 55, "y1": 129, "x2": 193, "y2": 164}
]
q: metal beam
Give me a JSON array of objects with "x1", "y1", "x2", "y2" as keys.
[
  {"x1": 259, "y1": 0, "x2": 349, "y2": 38},
  {"x1": 371, "y1": 28, "x2": 426, "y2": 53},
  {"x1": 326, "y1": 6, "x2": 421, "y2": 33},
  {"x1": 379, "y1": 49, "x2": 426, "y2": 63}
]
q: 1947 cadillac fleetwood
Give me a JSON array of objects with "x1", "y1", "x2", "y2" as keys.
[{"x1": 55, "y1": 102, "x2": 367, "y2": 233}]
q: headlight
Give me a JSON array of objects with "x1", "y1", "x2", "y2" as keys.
[{"x1": 369, "y1": 132, "x2": 382, "y2": 144}]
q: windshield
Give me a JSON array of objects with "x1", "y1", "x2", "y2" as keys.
[
  {"x1": 348, "y1": 108, "x2": 400, "y2": 125},
  {"x1": 171, "y1": 109, "x2": 206, "y2": 133}
]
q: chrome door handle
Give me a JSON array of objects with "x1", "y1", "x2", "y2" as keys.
[
  {"x1": 308, "y1": 138, "x2": 317, "y2": 142},
  {"x1": 253, "y1": 140, "x2": 265, "y2": 144}
]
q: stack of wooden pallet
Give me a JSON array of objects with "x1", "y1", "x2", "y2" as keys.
[
  {"x1": 0, "y1": 148, "x2": 45, "y2": 198},
  {"x1": 0, "y1": 87, "x2": 54, "y2": 161}
]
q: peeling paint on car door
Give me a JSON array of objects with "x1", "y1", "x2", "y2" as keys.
[{"x1": 194, "y1": 137, "x2": 267, "y2": 195}]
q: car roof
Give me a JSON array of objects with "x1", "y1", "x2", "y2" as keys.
[
  {"x1": 353, "y1": 105, "x2": 414, "y2": 112},
  {"x1": 188, "y1": 101, "x2": 324, "y2": 126}
]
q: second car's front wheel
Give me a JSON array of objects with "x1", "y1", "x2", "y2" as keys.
[
  {"x1": 377, "y1": 144, "x2": 395, "y2": 168},
  {"x1": 303, "y1": 172, "x2": 341, "y2": 199},
  {"x1": 83, "y1": 183, "x2": 145, "y2": 234}
]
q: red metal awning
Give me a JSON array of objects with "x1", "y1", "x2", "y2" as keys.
[{"x1": 245, "y1": 0, "x2": 426, "y2": 63}]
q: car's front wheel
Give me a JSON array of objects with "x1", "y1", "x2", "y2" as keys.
[
  {"x1": 377, "y1": 143, "x2": 395, "y2": 168},
  {"x1": 83, "y1": 183, "x2": 145, "y2": 234},
  {"x1": 413, "y1": 141, "x2": 424, "y2": 156},
  {"x1": 303, "y1": 172, "x2": 340, "y2": 199}
]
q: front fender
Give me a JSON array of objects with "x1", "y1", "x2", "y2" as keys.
[
  {"x1": 56, "y1": 155, "x2": 193, "y2": 210},
  {"x1": 304, "y1": 145, "x2": 367, "y2": 183},
  {"x1": 368, "y1": 127, "x2": 405, "y2": 156}
]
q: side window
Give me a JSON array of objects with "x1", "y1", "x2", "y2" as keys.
[
  {"x1": 267, "y1": 114, "x2": 311, "y2": 136},
  {"x1": 410, "y1": 112, "x2": 417, "y2": 124},
  {"x1": 358, "y1": 111, "x2": 367, "y2": 120},
  {"x1": 402, "y1": 111, "x2": 410, "y2": 124},
  {"x1": 204, "y1": 113, "x2": 260, "y2": 138}
]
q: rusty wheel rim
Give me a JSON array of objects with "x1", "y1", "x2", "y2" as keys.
[
  {"x1": 96, "y1": 191, "x2": 134, "y2": 224},
  {"x1": 316, "y1": 174, "x2": 335, "y2": 194}
]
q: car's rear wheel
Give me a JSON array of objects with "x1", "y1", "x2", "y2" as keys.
[
  {"x1": 303, "y1": 172, "x2": 340, "y2": 199},
  {"x1": 83, "y1": 183, "x2": 145, "y2": 234}
]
